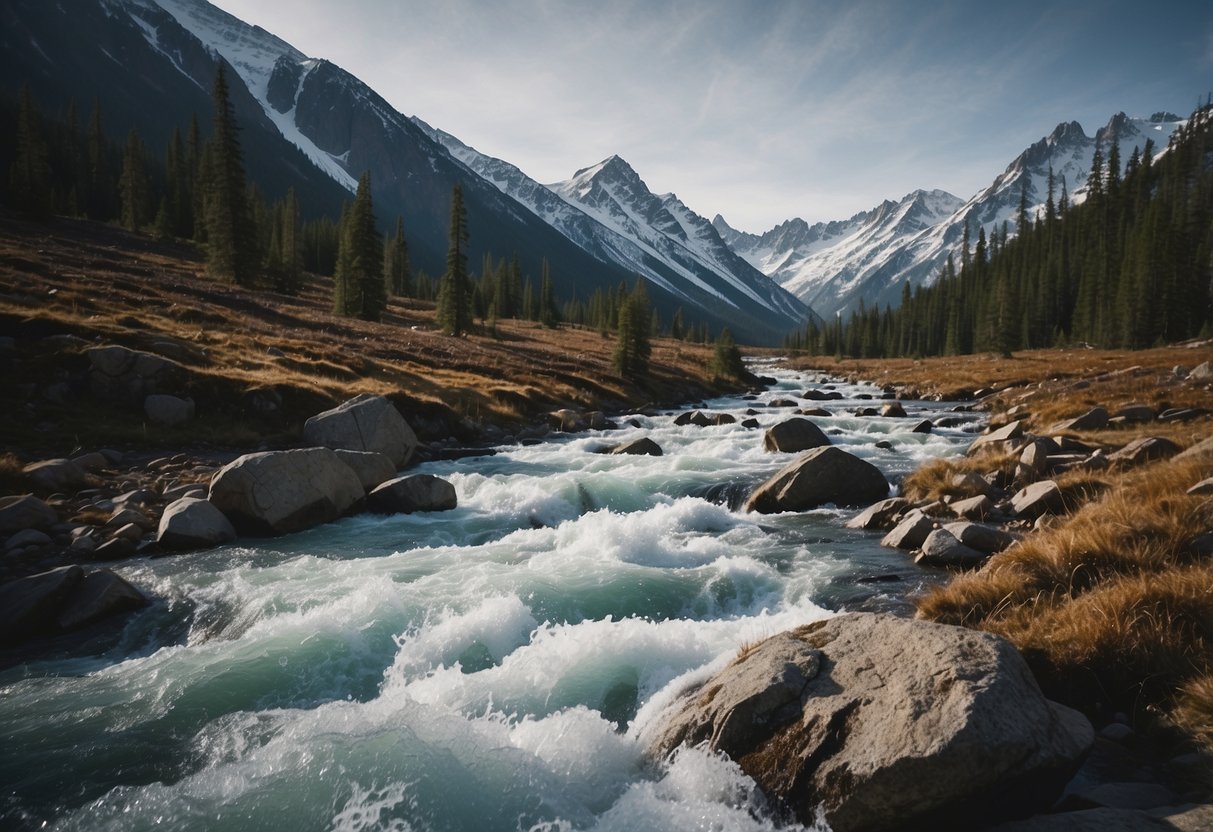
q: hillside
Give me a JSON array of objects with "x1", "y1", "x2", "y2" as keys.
[{"x1": 0, "y1": 212, "x2": 729, "y2": 459}]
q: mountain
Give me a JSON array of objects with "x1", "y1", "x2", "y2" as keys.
[
  {"x1": 717, "y1": 112, "x2": 1185, "y2": 318},
  {"x1": 1, "y1": 0, "x2": 812, "y2": 345}
]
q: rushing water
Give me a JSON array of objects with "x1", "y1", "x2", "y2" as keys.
[{"x1": 0, "y1": 363, "x2": 981, "y2": 831}]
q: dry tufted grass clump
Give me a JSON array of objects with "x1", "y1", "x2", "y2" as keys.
[{"x1": 918, "y1": 452, "x2": 1213, "y2": 725}]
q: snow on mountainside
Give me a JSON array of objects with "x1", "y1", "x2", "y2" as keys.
[
  {"x1": 719, "y1": 112, "x2": 1185, "y2": 319},
  {"x1": 417, "y1": 121, "x2": 811, "y2": 324}
]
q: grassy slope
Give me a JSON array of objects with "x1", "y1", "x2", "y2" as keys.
[
  {"x1": 0, "y1": 212, "x2": 727, "y2": 458},
  {"x1": 788, "y1": 349, "x2": 1213, "y2": 742}
]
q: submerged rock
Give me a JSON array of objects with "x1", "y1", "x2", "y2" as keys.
[
  {"x1": 368, "y1": 474, "x2": 457, "y2": 514},
  {"x1": 646, "y1": 613, "x2": 1093, "y2": 832}
]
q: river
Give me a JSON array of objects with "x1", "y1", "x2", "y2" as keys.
[{"x1": 0, "y1": 362, "x2": 980, "y2": 831}]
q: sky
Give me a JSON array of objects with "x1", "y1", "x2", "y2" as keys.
[{"x1": 210, "y1": 0, "x2": 1212, "y2": 233}]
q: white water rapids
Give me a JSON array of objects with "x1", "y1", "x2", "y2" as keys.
[{"x1": 0, "y1": 362, "x2": 981, "y2": 831}]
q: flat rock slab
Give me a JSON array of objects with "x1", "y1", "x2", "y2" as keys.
[
  {"x1": 646, "y1": 613, "x2": 1093, "y2": 832},
  {"x1": 968, "y1": 420, "x2": 1024, "y2": 456}
]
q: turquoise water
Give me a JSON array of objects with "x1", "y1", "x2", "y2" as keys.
[{"x1": 0, "y1": 363, "x2": 977, "y2": 831}]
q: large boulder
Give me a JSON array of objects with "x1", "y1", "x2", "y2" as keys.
[
  {"x1": 746, "y1": 447, "x2": 888, "y2": 514},
  {"x1": 367, "y1": 474, "x2": 457, "y2": 514},
  {"x1": 157, "y1": 497, "x2": 238, "y2": 551},
  {"x1": 55, "y1": 570, "x2": 147, "y2": 631},
  {"x1": 0, "y1": 494, "x2": 58, "y2": 535},
  {"x1": 86, "y1": 345, "x2": 183, "y2": 403},
  {"x1": 334, "y1": 449, "x2": 398, "y2": 491},
  {"x1": 208, "y1": 448, "x2": 365, "y2": 536},
  {"x1": 763, "y1": 418, "x2": 831, "y2": 453},
  {"x1": 646, "y1": 613, "x2": 1093, "y2": 832},
  {"x1": 303, "y1": 394, "x2": 418, "y2": 468},
  {"x1": 0, "y1": 565, "x2": 83, "y2": 644}
]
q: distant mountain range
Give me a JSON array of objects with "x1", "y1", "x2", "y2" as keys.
[
  {"x1": 715, "y1": 112, "x2": 1184, "y2": 318},
  {"x1": 0, "y1": 0, "x2": 1187, "y2": 336},
  {"x1": 1, "y1": 0, "x2": 813, "y2": 345}
]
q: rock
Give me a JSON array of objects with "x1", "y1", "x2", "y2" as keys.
[
  {"x1": 1176, "y1": 436, "x2": 1213, "y2": 463},
  {"x1": 1011, "y1": 480, "x2": 1065, "y2": 519},
  {"x1": 968, "y1": 420, "x2": 1024, "y2": 456},
  {"x1": 5, "y1": 528, "x2": 53, "y2": 550},
  {"x1": 303, "y1": 394, "x2": 418, "y2": 468},
  {"x1": 1020, "y1": 438, "x2": 1061, "y2": 475},
  {"x1": 952, "y1": 494, "x2": 994, "y2": 520},
  {"x1": 23, "y1": 458, "x2": 89, "y2": 494},
  {"x1": 54, "y1": 569, "x2": 147, "y2": 631},
  {"x1": 745, "y1": 446, "x2": 888, "y2": 514},
  {"x1": 1191, "y1": 360, "x2": 1213, "y2": 381},
  {"x1": 0, "y1": 565, "x2": 83, "y2": 644},
  {"x1": 944, "y1": 521, "x2": 1018, "y2": 555},
  {"x1": 208, "y1": 448, "x2": 365, "y2": 536},
  {"x1": 611, "y1": 437, "x2": 663, "y2": 456},
  {"x1": 845, "y1": 497, "x2": 910, "y2": 530},
  {"x1": 1188, "y1": 477, "x2": 1213, "y2": 496},
  {"x1": 768, "y1": 398, "x2": 798, "y2": 408},
  {"x1": 881, "y1": 511, "x2": 934, "y2": 550},
  {"x1": 92, "y1": 537, "x2": 136, "y2": 559},
  {"x1": 951, "y1": 471, "x2": 995, "y2": 498},
  {"x1": 71, "y1": 451, "x2": 111, "y2": 472},
  {"x1": 157, "y1": 497, "x2": 238, "y2": 551},
  {"x1": 144, "y1": 393, "x2": 195, "y2": 427},
  {"x1": 107, "y1": 506, "x2": 153, "y2": 530},
  {"x1": 674, "y1": 410, "x2": 713, "y2": 428},
  {"x1": 646, "y1": 613, "x2": 1093, "y2": 832},
  {"x1": 1051, "y1": 406, "x2": 1109, "y2": 433},
  {"x1": 802, "y1": 389, "x2": 841, "y2": 401},
  {"x1": 880, "y1": 401, "x2": 907, "y2": 418},
  {"x1": 915, "y1": 527, "x2": 987, "y2": 568},
  {"x1": 740, "y1": 418, "x2": 760, "y2": 429},
  {"x1": 1115, "y1": 405, "x2": 1156, "y2": 423},
  {"x1": 333, "y1": 449, "x2": 397, "y2": 491},
  {"x1": 111, "y1": 522, "x2": 145, "y2": 543},
  {"x1": 1108, "y1": 437, "x2": 1181, "y2": 468},
  {"x1": 162, "y1": 483, "x2": 207, "y2": 502},
  {"x1": 799, "y1": 407, "x2": 832, "y2": 417},
  {"x1": 711, "y1": 413, "x2": 736, "y2": 426},
  {"x1": 763, "y1": 418, "x2": 831, "y2": 453},
  {"x1": 911, "y1": 419, "x2": 933, "y2": 433},
  {"x1": 367, "y1": 474, "x2": 457, "y2": 514},
  {"x1": 86, "y1": 345, "x2": 182, "y2": 403},
  {"x1": 0, "y1": 495, "x2": 58, "y2": 535}
]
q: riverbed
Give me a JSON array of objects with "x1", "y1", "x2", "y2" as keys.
[{"x1": 0, "y1": 362, "x2": 980, "y2": 831}]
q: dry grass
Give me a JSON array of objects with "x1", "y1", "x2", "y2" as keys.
[
  {"x1": 918, "y1": 453, "x2": 1213, "y2": 725},
  {"x1": 0, "y1": 215, "x2": 728, "y2": 457},
  {"x1": 0, "y1": 452, "x2": 28, "y2": 495},
  {"x1": 1174, "y1": 675, "x2": 1213, "y2": 748},
  {"x1": 901, "y1": 450, "x2": 1020, "y2": 502}
]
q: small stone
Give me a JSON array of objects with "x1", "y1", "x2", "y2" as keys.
[
  {"x1": 911, "y1": 419, "x2": 933, "y2": 434},
  {"x1": 611, "y1": 437, "x2": 663, "y2": 456},
  {"x1": 5, "y1": 528, "x2": 53, "y2": 550},
  {"x1": 951, "y1": 494, "x2": 993, "y2": 520},
  {"x1": 1011, "y1": 480, "x2": 1065, "y2": 519},
  {"x1": 144, "y1": 394, "x2": 196, "y2": 427},
  {"x1": 1050, "y1": 406, "x2": 1109, "y2": 433},
  {"x1": 0, "y1": 495, "x2": 59, "y2": 535},
  {"x1": 943, "y1": 521, "x2": 1017, "y2": 555},
  {"x1": 367, "y1": 475, "x2": 458, "y2": 514},
  {"x1": 880, "y1": 402, "x2": 907, "y2": 418},
  {"x1": 915, "y1": 528, "x2": 986, "y2": 568},
  {"x1": 881, "y1": 511, "x2": 934, "y2": 550},
  {"x1": 93, "y1": 536, "x2": 136, "y2": 560},
  {"x1": 846, "y1": 497, "x2": 910, "y2": 531}
]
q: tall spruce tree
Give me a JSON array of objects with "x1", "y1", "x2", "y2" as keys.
[
  {"x1": 9, "y1": 84, "x2": 52, "y2": 219},
  {"x1": 612, "y1": 279, "x2": 651, "y2": 380},
  {"x1": 437, "y1": 183, "x2": 472, "y2": 335},
  {"x1": 204, "y1": 63, "x2": 257, "y2": 286},
  {"x1": 333, "y1": 172, "x2": 385, "y2": 320},
  {"x1": 118, "y1": 128, "x2": 149, "y2": 231},
  {"x1": 384, "y1": 216, "x2": 413, "y2": 297},
  {"x1": 539, "y1": 258, "x2": 559, "y2": 327}
]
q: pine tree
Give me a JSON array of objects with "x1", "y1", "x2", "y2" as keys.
[
  {"x1": 118, "y1": 128, "x2": 149, "y2": 231},
  {"x1": 204, "y1": 63, "x2": 258, "y2": 286},
  {"x1": 539, "y1": 258, "x2": 559, "y2": 327},
  {"x1": 9, "y1": 84, "x2": 52, "y2": 218},
  {"x1": 708, "y1": 327, "x2": 745, "y2": 380},
  {"x1": 612, "y1": 279, "x2": 651, "y2": 380},
  {"x1": 436, "y1": 183, "x2": 472, "y2": 335},
  {"x1": 384, "y1": 216, "x2": 413, "y2": 297},
  {"x1": 332, "y1": 172, "x2": 384, "y2": 320}
]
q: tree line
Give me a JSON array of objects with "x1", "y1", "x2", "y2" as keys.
[
  {"x1": 786, "y1": 102, "x2": 1213, "y2": 358},
  {"x1": 4, "y1": 67, "x2": 750, "y2": 386}
]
